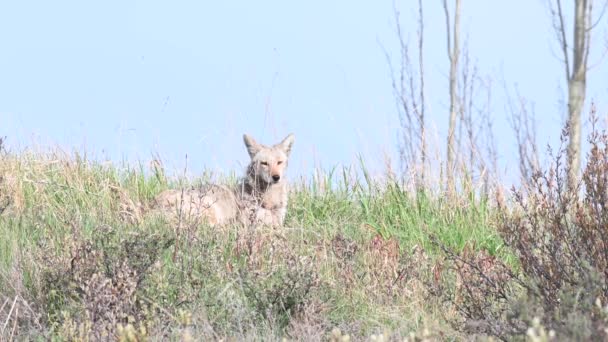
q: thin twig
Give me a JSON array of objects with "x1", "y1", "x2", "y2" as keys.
[{"x1": 1, "y1": 296, "x2": 18, "y2": 335}]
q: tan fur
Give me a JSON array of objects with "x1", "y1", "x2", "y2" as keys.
[{"x1": 152, "y1": 133, "x2": 295, "y2": 227}]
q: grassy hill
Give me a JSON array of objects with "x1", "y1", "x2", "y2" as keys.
[{"x1": 1, "y1": 139, "x2": 607, "y2": 341}]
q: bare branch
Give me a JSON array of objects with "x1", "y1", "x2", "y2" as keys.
[
  {"x1": 504, "y1": 79, "x2": 540, "y2": 187},
  {"x1": 587, "y1": 0, "x2": 608, "y2": 31},
  {"x1": 586, "y1": 0, "x2": 607, "y2": 69},
  {"x1": 549, "y1": 0, "x2": 572, "y2": 79},
  {"x1": 384, "y1": 0, "x2": 427, "y2": 185}
]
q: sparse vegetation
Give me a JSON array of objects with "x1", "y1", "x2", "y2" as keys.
[
  {"x1": 0, "y1": 144, "x2": 504, "y2": 341},
  {"x1": 2, "y1": 111, "x2": 608, "y2": 341},
  {"x1": 430, "y1": 111, "x2": 608, "y2": 341}
]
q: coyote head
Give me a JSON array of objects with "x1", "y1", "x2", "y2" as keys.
[{"x1": 243, "y1": 133, "x2": 295, "y2": 186}]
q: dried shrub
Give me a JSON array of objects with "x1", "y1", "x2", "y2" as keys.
[
  {"x1": 435, "y1": 112, "x2": 608, "y2": 340},
  {"x1": 233, "y1": 227, "x2": 322, "y2": 331},
  {"x1": 502, "y1": 118, "x2": 608, "y2": 337},
  {"x1": 0, "y1": 295, "x2": 44, "y2": 341},
  {"x1": 40, "y1": 226, "x2": 172, "y2": 340},
  {"x1": 331, "y1": 233, "x2": 358, "y2": 263},
  {"x1": 432, "y1": 238, "x2": 525, "y2": 338},
  {"x1": 367, "y1": 234, "x2": 400, "y2": 278},
  {"x1": 364, "y1": 234, "x2": 405, "y2": 297},
  {"x1": 283, "y1": 298, "x2": 330, "y2": 342},
  {"x1": 330, "y1": 233, "x2": 359, "y2": 286}
]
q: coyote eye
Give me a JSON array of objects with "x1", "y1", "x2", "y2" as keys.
[
  {"x1": 260, "y1": 161, "x2": 268, "y2": 166},
  {"x1": 277, "y1": 161, "x2": 283, "y2": 165}
]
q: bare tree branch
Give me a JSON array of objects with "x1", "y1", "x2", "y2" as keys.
[
  {"x1": 505, "y1": 80, "x2": 540, "y2": 187},
  {"x1": 587, "y1": 0, "x2": 608, "y2": 31},
  {"x1": 549, "y1": 0, "x2": 572, "y2": 80},
  {"x1": 384, "y1": 0, "x2": 427, "y2": 187}
]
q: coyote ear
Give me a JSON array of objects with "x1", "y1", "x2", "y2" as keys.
[
  {"x1": 278, "y1": 133, "x2": 295, "y2": 156},
  {"x1": 243, "y1": 134, "x2": 260, "y2": 158}
]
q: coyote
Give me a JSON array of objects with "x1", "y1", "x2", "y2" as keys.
[{"x1": 153, "y1": 133, "x2": 295, "y2": 227}]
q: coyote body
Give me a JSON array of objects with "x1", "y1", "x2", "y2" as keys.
[{"x1": 153, "y1": 134, "x2": 295, "y2": 227}]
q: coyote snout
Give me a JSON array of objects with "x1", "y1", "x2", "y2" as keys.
[{"x1": 153, "y1": 133, "x2": 295, "y2": 227}]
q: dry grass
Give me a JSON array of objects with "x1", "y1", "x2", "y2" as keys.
[{"x1": 0, "y1": 146, "x2": 508, "y2": 341}]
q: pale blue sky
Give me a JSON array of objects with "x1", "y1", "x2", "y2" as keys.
[{"x1": 0, "y1": 1, "x2": 606, "y2": 183}]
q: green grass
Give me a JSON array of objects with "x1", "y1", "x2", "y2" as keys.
[{"x1": 0, "y1": 151, "x2": 508, "y2": 340}]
